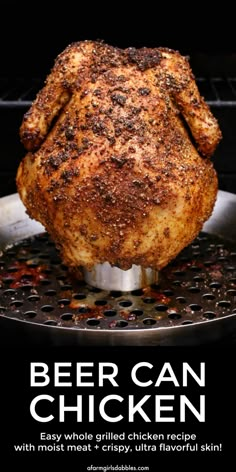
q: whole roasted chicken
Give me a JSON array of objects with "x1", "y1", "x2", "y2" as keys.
[{"x1": 17, "y1": 41, "x2": 222, "y2": 271}]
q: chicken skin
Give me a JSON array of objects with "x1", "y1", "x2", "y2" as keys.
[{"x1": 17, "y1": 41, "x2": 222, "y2": 271}]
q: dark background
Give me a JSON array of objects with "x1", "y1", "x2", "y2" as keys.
[{"x1": 0, "y1": 2, "x2": 236, "y2": 196}]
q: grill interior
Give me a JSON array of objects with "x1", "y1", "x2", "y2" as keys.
[
  {"x1": 0, "y1": 78, "x2": 44, "y2": 107},
  {"x1": 197, "y1": 77, "x2": 236, "y2": 106},
  {"x1": 1, "y1": 231, "x2": 236, "y2": 330}
]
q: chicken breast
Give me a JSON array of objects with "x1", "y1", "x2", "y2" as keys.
[{"x1": 17, "y1": 40, "x2": 222, "y2": 270}]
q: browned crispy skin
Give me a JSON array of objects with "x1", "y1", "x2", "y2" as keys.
[{"x1": 17, "y1": 41, "x2": 222, "y2": 270}]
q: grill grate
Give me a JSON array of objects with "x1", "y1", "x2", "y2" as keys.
[
  {"x1": 1, "y1": 77, "x2": 236, "y2": 107},
  {"x1": 197, "y1": 77, "x2": 236, "y2": 106},
  {"x1": 1, "y1": 232, "x2": 236, "y2": 330},
  {"x1": 0, "y1": 78, "x2": 43, "y2": 107}
]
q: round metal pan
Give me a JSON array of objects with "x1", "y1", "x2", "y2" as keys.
[{"x1": 1, "y1": 190, "x2": 236, "y2": 346}]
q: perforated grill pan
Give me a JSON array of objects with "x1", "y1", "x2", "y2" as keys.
[{"x1": 1, "y1": 191, "x2": 236, "y2": 346}]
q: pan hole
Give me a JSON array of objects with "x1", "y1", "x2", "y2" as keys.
[
  {"x1": 188, "y1": 286, "x2": 201, "y2": 293},
  {"x1": 209, "y1": 281, "x2": 222, "y2": 289},
  {"x1": 95, "y1": 299, "x2": 108, "y2": 306},
  {"x1": 168, "y1": 313, "x2": 181, "y2": 320},
  {"x1": 44, "y1": 290, "x2": 56, "y2": 296},
  {"x1": 110, "y1": 291, "x2": 122, "y2": 298},
  {"x1": 39, "y1": 254, "x2": 50, "y2": 260},
  {"x1": 180, "y1": 256, "x2": 190, "y2": 262},
  {"x1": 89, "y1": 287, "x2": 102, "y2": 293},
  {"x1": 217, "y1": 300, "x2": 231, "y2": 308},
  {"x1": 115, "y1": 320, "x2": 128, "y2": 327},
  {"x1": 7, "y1": 266, "x2": 19, "y2": 273},
  {"x1": 203, "y1": 311, "x2": 216, "y2": 319},
  {"x1": 21, "y1": 284, "x2": 33, "y2": 291},
  {"x1": 27, "y1": 295, "x2": 40, "y2": 302},
  {"x1": 3, "y1": 289, "x2": 17, "y2": 296},
  {"x1": 58, "y1": 299, "x2": 71, "y2": 307},
  {"x1": 143, "y1": 318, "x2": 156, "y2": 325},
  {"x1": 163, "y1": 289, "x2": 174, "y2": 296},
  {"x1": 176, "y1": 297, "x2": 186, "y2": 304},
  {"x1": 2, "y1": 277, "x2": 14, "y2": 284},
  {"x1": 56, "y1": 275, "x2": 67, "y2": 281},
  {"x1": 173, "y1": 271, "x2": 186, "y2": 277},
  {"x1": 20, "y1": 240, "x2": 30, "y2": 247},
  {"x1": 202, "y1": 293, "x2": 215, "y2": 300},
  {"x1": 7, "y1": 250, "x2": 16, "y2": 257},
  {"x1": 143, "y1": 297, "x2": 156, "y2": 304},
  {"x1": 131, "y1": 289, "x2": 144, "y2": 296},
  {"x1": 198, "y1": 235, "x2": 208, "y2": 241},
  {"x1": 41, "y1": 305, "x2": 54, "y2": 312},
  {"x1": 155, "y1": 304, "x2": 168, "y2": 311},
  {"x1": 40, "y1": 279, "x2": 51, "y2": 285},
  {"x1": 168, "y1": 312, "x2": 182, "y2": 320},
  {"x1": 119, "y1": 300, "x2": 132, "y2": 307},
  {"x1": 10, "y1": 300, "x2": 23, "y2": 307},
  {"x1": 60, "y1": 284, "x2": 72, "y2": 291},
  {"x1": 225, "y1": 266, "x2": 236, "y2": 271},
  {"x1": 227, "y1": 289, "x2": 236, "y2": 296},
  {"x1": 189, "y1": 304, "x2": 202, "y2": 311},
  {"x1": 104, "y1": 310, "x2": 117, "y2": 317},
  {"x1": 204, "y1": 261, "x2": 214, "y2": 267},
  {"x1": 21, "y1": 274, "x2": 33, "y2": 280},
  {"x1": 79, "y1": 307, "x2": 91, "y2": 314},
  {"x1": 193, "y1": 276, "x2": 204, "y2": 282},
  {"x1": 23, "y1": 311, "x2": 37, "y2": 318},
  {"x1": 130, "y1": 309, "x2": 143, "y2": 316},
  {"x1": 31, "y1": 248, "x2": 41, "y2": 254},
  {"x1": 173, "y1": 280, "x2": 182, "y2": 286},
  {"x1": 181, "y1": 320, "x2": 193, "y2": 325},
  {"x1": 27, "y1": 262, "x2": 39, "y2": 268},
  {"x1": 0, "y1": 306, "x2": 6, "y2": 312},
  {"x1": 61, "y1": 313, "x2": 73, "y2": 321},
  {"x1": 44, "y1": 320, "x2": 58, "y2": 326},
  {"x1": 206, "y1": 247, "x2": 215, "y2": 253},
  {"x1": 189, "y1": 266, "x2": 202, "y2": 272},
  {"x1": 86, "y1": 319, "x2": 100, "y2": 326},
  {"x1": 73, "y1": 293, "x2": 87, "y2": 300}
]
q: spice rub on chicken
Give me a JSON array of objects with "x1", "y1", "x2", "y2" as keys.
[{"x1": 17, "y1": 40, "x2": 222, "y2": 270}]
